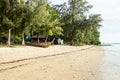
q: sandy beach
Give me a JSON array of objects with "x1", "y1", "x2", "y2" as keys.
[{"x1": 0, "y1": 45, "x2": 104, "y2": 80}]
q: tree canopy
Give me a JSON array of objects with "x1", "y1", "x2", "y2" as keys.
[{"x1": 0, "y1": 0, "x2": 102, "y2": 46}]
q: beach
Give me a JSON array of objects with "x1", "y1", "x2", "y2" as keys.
[{"x1": 0, "y1": 45, "x2": 104, "y2": 80}]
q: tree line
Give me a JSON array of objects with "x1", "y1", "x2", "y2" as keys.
[{"x1": 0, "y1": 0, "x2": 102, "y2": 46}]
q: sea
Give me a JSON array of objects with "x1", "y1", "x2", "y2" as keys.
[{"x1": 100, "y1": 44, "x2": 120, "y2": 80}]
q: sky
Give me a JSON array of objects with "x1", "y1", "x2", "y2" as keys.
[{"x1": 49, "y1": 0, "x2": 120, "y2": 43}]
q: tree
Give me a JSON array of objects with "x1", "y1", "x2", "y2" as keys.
[
  {"x1": 17, "y1": 1, "x2": 34, "y2": 45},
  {"x1": 88, "y1": 14, "x2": 102, "y2": 44},
  {"x1": 29, "y1": 0, "x2": 50, "y2": 44},
  {"x1": 74, "y1": 14, "x2": 102, "y2": 45},
  {"x1": 69, "y1": 0, "x2": 92, "y2": 44},
  {"x1": 0, "y1": 0, "x2": 15, "y2": 46},
  {"x1": 43, "y1": 5, "x2": 63, "y2": 42},
  {"x1": 30, "y1": 1, "x2": 63, "y2": 44},
  {"x1": 0, "y1": 0, "x2": 102, "y2": 46},
  {"x1": 54, "y1": 0, "x2": 102, "y2": 45},
  {"x1": 0, "y1": 0, "x2": 33, "y2": 45}
]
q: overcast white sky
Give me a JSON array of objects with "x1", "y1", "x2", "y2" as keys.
[{"x1": 49, "y1": 0, "x2": 120, "y2": 43}]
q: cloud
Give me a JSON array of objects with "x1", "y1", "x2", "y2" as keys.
[
  {"x1": 88, "y1": 0, "x2": 120, "y2": 20},
  {"x1": 87, "y1": 0, "x2": 120, "y2": 43}
]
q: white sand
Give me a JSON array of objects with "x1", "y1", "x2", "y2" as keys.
[
  {"x1": 0, "y1": 45, "x2": 104, "y2": 80},
  {"x1": 0, "y1": 45, "x2": 91, "y2": 63}
]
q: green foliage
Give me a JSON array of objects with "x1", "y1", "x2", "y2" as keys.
[
  {"x1": 54, "y1": 0, "x2": 102, "y2": 45},
  {"x1": 31, "y1": 2, "x2": 63, "y2": 39},
  {"x1": 0, "y1": 0, "x2": 102, "y2": 46}
]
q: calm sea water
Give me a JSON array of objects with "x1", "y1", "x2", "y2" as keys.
[{"x1": 101, "y1": 44, "x2": 120, "y2": 80}]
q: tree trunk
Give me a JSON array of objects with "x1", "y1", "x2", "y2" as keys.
[
  {"x1": 8, "y1": 29, "x2": 11, "y2": 46},
  {"x1": 22, "y1": 31, "x2": 25, "y2": 46},
  {"x1": 70, "y1": 28, "x2": 76, "y2": 45},
  {"x1": 51, "y1": 37, "x2": 55, "y2": 44},
  {"x1": 37, "y1": 35, "x2": 40, "y2": 44},
  {"x1": 45, "y1": 36, "x2": 48, "y2": 43}
]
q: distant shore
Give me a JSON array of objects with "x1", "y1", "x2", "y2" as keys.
[{"x1": 0, "y1": 45, "x2": 104, "y2": 80}]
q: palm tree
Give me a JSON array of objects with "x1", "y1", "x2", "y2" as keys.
[
  {"x1": 43, "y1": 5, "x2": 63, "y2": 42},
  {"x1": 0, "y1": 0, "x2": 14, "y2": 46}
]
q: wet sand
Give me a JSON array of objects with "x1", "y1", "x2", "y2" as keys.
[{"x1": 0, "y1": 45, "x2": 104, "y2": 80}]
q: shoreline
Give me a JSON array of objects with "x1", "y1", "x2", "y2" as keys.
[{"x1": 0, "y1": 45, "x2": 104, "y2": 80}]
